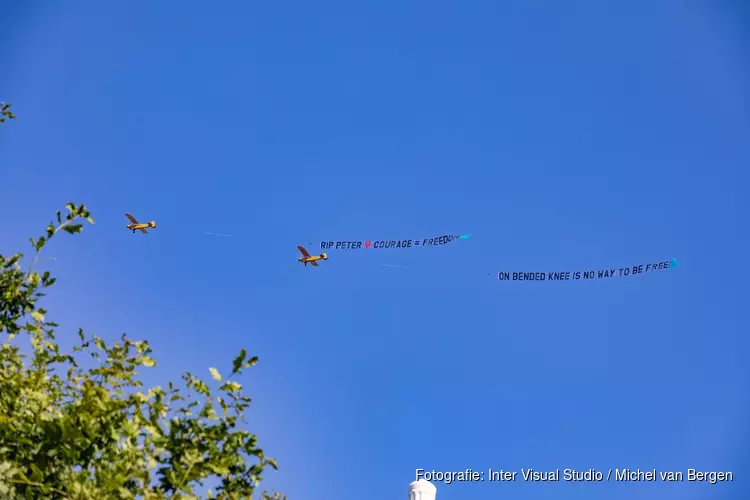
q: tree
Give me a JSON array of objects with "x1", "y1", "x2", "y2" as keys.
[
  {"x1": 0, "y1": 102, "x2": 15, "y2": 123},
  {"x1": 0, "y1": 203, "x2": 285, "y2": 499}
]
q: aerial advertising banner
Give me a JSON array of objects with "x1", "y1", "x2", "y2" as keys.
[
  {"x1": 497, "y1": 258, "x2": 677, "y2": 281},
  {"x1": 320, "y1": 234, "x2": 471, "y2": 250}
]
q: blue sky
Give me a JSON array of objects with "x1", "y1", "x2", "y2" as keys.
[{"x1": 2, "y1": 1, "x2": 748, "y2": 499}]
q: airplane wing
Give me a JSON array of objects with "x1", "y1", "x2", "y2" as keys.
[
  {"x1": 297, "y1": 245, "x2": 311, "y2": 258},
  {"x1": 139, "y1": 228, "x2": 148, "y2": 234},
  {"x1": 310, "y1": 260, "x2": 319, "y2": 267},
  {"x1": 125, "y1": 213, "x2": 139, "y2": 224}
]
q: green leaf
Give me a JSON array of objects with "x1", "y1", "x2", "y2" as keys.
[
  {"x1": 141, "y1": 356, "x2": 157, "y2": 367},
  {"x1": 220, "y1": 381, "x2": 242, "y2": 393},
  {"x1": 61, "y1": 223, "x2": 83, "y2": 234},
  {"x1": 30, "y1": 310, "x2": 45, "y2": 323},
  {"x1": 232, "y1": 348, "x2": 247, "y2": 374},
  {"x1": 209, "y1": 367, "x2": 222, "y2": 381},
  {"x1": 34, "y1": 236, "x2": 46, "y2": 252}
]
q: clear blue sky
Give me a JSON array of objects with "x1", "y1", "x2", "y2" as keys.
[{"x1": 2, "y1": 1, "x2": 748, "y2": 499}]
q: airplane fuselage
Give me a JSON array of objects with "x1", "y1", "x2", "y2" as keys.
[
  {"x1": 126, "y1": 220, "x2": 156, "y2": 233},
  {"x1": 299, "y1": 255, "x2": 328, "y2": 266},
  {"x1": 299, "y1": 256, "x2": 322, "y2": 265}
]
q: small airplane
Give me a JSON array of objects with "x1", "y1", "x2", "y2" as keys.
[
  {"x1": 125, "y1": 213, "x2": 156, "y2": 234},
  {"x1": 297, "y1": 245, "x2": 328, "y2": 267}
]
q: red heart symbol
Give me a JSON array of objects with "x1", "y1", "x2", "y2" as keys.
[{"x1": 364, "y1": 241, "x2": 371, "y2": 248}]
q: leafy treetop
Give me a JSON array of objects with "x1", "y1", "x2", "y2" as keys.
[{"x1": 0, "y1": 203, "x2": 285, "y2": 499}]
